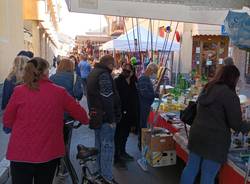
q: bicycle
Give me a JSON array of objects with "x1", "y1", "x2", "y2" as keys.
[
  {"x1": 60, "y1": 121, "x2": 105, "y2": 184},
  {"x1": 76, "y1": 144, "x2": 105, "y2": 184},
  {"x1": 57, "y1": 120, "x2": 82, "y2": 184}
]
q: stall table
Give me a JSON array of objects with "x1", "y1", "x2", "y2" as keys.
[{"x1": 148, "y1": 111, "x2": 250, "y2": 184}]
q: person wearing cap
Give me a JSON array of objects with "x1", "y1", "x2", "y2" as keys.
[{"x1": 17, "y1": 50, "x2": 34, "y2": 59}]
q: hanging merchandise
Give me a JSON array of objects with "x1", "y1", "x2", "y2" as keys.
[
  {"x1": 144, "y1": 57, "x2": 150, "y2": 67},
  {"x1": 160, "y1": 22, "x2": 173, "y2": 63},
  {"x1": 159, "y1": 26, "x2": 165, "y2": 38},
  {"x1": 175, "y1": 31, "x2": 181, "y2": 42},
  {"x1": 165, "y1": 26, "x2": 172, "y2": 33},
  {"x1": 131, "y1": 56, "x2": 138, "y2": 65}
]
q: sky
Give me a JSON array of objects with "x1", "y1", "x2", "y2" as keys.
[{"x1": 59, "y1": 0, "x2": 108, "y2": 38}]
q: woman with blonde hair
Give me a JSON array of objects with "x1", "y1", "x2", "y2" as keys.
[
  {"x1": 3, "y1": 57, "x2": 89, "y2": 184},
  {"x1": 1, "y1": 56, "x2": 29, "y2": 110}
]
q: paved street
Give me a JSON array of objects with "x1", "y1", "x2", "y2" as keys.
[
  {"x1": 3, "y1": 125, "x2": 184, "y2": 184},
  {"x1": 0, "y1": 123, "x2": 9, "y2": 161},
  {"x1": 55, "y1": 125, "x2": 183, "y2": 184}
]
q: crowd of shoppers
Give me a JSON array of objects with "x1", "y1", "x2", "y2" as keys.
[
  {"x1": 1, "y1": 51, "x2": 160, "y2": 184},
  {"x1": 2, "y1": 50, "x2": 247, "y2": 184}
]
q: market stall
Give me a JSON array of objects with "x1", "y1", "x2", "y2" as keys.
[
  {"x1": 101, "y1": 26, "x2": 180, "y2": 52},
  {"x1": 147, "y1": 96, "x2": 250, "y2": 184}
]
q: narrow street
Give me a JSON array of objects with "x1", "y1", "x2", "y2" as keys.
[{"x1": 1, "y1": 96, "x2": 184, "y2": 184}]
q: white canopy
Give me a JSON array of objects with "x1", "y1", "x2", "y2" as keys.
[{"x1": 101, "y1": 26, "x2": 180, "y2": 52}]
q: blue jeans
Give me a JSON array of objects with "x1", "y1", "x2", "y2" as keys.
[
  {"x1": 138, "y1": 104, "x2": 151, "y2": 146},
  {"x1": 180, "y1": 152, "x2": 221, "y2": 184},
  {"x1": 95, "y1": 123, "x2": 115, "y2": 181}
]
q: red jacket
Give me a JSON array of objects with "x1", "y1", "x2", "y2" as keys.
[{"x1": 3, "y1": 79, "x2": 89, "y2": 163}]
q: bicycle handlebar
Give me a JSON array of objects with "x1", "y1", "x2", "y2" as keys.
[{"x1": 65, "y1": 120, "x2": 82, "y2": 129}]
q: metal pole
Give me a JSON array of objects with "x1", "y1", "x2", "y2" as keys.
[
  {"x1": 160, "y1": 21, "x2": 172, "y2": 63},
  {"x1": 146, "y1": 20, "x2": 150, "y2": 55},
  {"x1": 151, "y1": 22, "x2": 179, "y2": 131},
  {"x1": 132, "y1": 18, "x2": 137, "y2": 54},
  {"x1": 155, "y1": 20, "x2": 160, "y2": 52},
  {"x1": 136, "y1": 18, "x2": 142, "y2": 63},
  {"x1": 150, "y1": 19, "x2": 154, "y2": 61},
  {"x1": 123, "y1": 17, "x2": 132, "y2": 54}
]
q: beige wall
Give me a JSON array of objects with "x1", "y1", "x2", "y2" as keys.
[
  {"x1": 31, "y1": 21, "x2": 41, "y2": 57},
  {"x1": 0, "y1": 0, "x2": 24, "y2": 83},
  {"x1": 179, "y1": 23, "x2": 193, "y2": 74},
  {"x1": 23, "y1": 0, "x2": 45, "y2": 21}
]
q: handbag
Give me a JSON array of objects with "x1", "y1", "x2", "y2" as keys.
[{"x1": 180, "y1": 101, "x2": 197, "y2": 126}]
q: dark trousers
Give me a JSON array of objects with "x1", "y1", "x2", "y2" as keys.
[
  {"x1": 81, "y1": 78, "x2": 87, "y2": 96},
  {"x1": 114, "y1": 119, "x2": 131, "y2": 159},
  {"x1": 10, "y1": 159, "x2": 59, "y2": 184}
]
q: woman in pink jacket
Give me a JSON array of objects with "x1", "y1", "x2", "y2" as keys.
[{"x1": 3, "y1": 57, "x2": 89, "y2": 184}]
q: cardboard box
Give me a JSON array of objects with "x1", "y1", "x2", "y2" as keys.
[
  {"x1": 141, "y1": 128, "x2": 175, "y2": 152},
  {"x1": 141, "y1": 128, "x2": 176, "y2": 167},
  {"x1": 146, "y1": 150, "x2": 176, "y2": 167}
]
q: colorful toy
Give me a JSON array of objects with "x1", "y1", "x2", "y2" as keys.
[{"x1": 131, "y1": 57, "x2": 137, "y2": 65}]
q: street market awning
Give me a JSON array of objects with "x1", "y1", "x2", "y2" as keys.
[
  {"x1": 65, "y1": 0, "x2": 249, "y2": 25},
  {"x1": 101, "y1": 26, "x2": 180, "y2": 51}
]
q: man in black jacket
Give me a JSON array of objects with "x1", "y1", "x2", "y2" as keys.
[
  {"x1": 87, "y1": 55, "x2": 121, "y2": 184},
  {"x1": 114, "y1": 63, "x2": 139, "y2": 168}
]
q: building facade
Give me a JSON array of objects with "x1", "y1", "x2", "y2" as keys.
[{"x1": 0, "y1": 0, "x2": 61, "y2": 83}]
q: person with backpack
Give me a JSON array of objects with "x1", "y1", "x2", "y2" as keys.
[
  {"x1": 180, "y1": 65, "x2": 250, "y2": 184},
  {"x1": 3, "y1": 57, "x2": 89, "y2": 184},
  {"x1": 50, "y1": 58, "x2": 83, "y2": 101},
  {"x1": 50, "y1": 58, "x2": 84, "y2": 177}
]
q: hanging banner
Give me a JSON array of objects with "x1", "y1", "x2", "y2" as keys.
[{"x1": 224, "y1": 11, "x2": 250, "y2": 50}]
